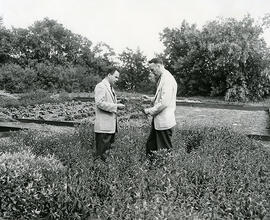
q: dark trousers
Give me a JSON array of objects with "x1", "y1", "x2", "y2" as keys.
[
  {"x1": 95, "y1": 133, "x2": 115, "y2": 159},
  {"x1": 146, "y1": 120, "x2": 173, "y2": 157}
]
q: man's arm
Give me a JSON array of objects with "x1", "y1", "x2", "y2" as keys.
[
  {"x1": 95, "y1": 84, "x2": 118, "y2": 113},
  {"x1": 144, "y1": 80, "x2": 173, "y2": 116}
]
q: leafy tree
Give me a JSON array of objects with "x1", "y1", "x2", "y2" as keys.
[
  {"x1": 2, "y1": 17, "x2": 142, "y2": 93},
  {"x1": 0, "y1": 17, "x2": 14, "y2": 65},
  {"x1": 10, "y1": 18, "x2": 115, "y2": 74},
  {"x1": 0, "y1": 64, "x2": 37, "y2": 92},
  {"x1": 11, "y1": 18, "x2": 92, "y2": 66},
  {"x1": 89, "y1": 42, "x2": 116, "y2": 77},
  {"x1": 160, "y1": 21, "x2": 207, "y2": 96},
  {"x1": 118, "y1": 48, "x2": 152, "y2": 92},
  {"x1": 161, "y1": 15, "x2": 270, "y2": 101}
]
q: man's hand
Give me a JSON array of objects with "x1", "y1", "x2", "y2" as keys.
[
  {"x1": 143, "y1": 108, "x2": 150, "y2": 115},
  {"x1": 117, "y1": 103, "x2": 125, "y2": 110},
  {"x1": 142, "y1": 95, "x2": 151, "y2": 101},
  {"x1": 142, "y1": 95, "x2": 154, "y2": 103}
]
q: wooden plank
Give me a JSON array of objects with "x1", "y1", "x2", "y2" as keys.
[
  {"x1": 0, "y1": 124, "x2": 24, "y2": 131},
  {"x1": 17, "y1": 118, "x2": 80, "y2": 127},
  {"x1": 0, "y1": 131, "x2": 11, "y2": 138},
  {"x1": 247, "y1": 134, "x2": 270, "y2": 141}
]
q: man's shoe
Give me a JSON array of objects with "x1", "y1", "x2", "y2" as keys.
[
  {"x1": 94, "y1": 155, "x2": 107, "y2": 163},
  {"x1": 100, "y1": 155, "x2": 106, "y2": 162}
]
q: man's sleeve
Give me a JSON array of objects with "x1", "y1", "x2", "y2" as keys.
[
  {"x1": 146, "y1": 80, "x2": 173, "y2": 116},
  {"x1": 95, "y1": 84, "x2": 118, "y2": 113}
]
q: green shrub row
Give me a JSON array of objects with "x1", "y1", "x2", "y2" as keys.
[
  {"x1": 0, "y1": 90, "x2": 73, "y2": 108},
  {"x1": 0, "y1": 121, "x2": 269, "y2": 219},
  {"x1": 0, "y1": 63, "x2": 102, "y2": 94}
]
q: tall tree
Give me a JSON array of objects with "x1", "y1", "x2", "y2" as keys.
[
  {"x1": 10, "y1": 18, "x2": 115, "y2": 76},
  {"x1": 161, "y1": 15, "x2": 270, "y2": 101},
  {"x1": 11, "y1": 18, "x2": 93, "y2": 66},
  {"x1": 118, "y1": 48, "x2": 152, "y2": 92},
  {"x1": 0, "y1": 17, "x2": 14, "y2": 65}
]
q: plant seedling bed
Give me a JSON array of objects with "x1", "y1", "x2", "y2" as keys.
[{"x1": 1, "y1": 98, "x2": 270, "y2": 141}]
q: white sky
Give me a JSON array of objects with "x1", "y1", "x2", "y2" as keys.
[{"x1": 0, "y1": 0, "x2": 270, "y2": 58}]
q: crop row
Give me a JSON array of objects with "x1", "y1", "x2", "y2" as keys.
[{"x1": 0, "y1": 99, "x2": 148, "y2": 122}]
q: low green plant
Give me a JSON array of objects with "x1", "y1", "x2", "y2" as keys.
[
  {"x1": 0, "y1": 150, "x2": 65, "y2": 219},
  {"x1": 1, "y1": 123, "x2": 269, "y2": 219}
]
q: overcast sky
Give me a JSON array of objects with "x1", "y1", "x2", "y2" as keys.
[{"x1": 0, "y1": 0, "x2": 270, "y2": 58}]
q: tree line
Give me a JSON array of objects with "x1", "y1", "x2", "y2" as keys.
[{"x1": 0, "y1": 15, "x2": 270, "y2": 101}]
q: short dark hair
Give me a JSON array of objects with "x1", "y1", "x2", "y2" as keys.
[
  {"x1": 148, "y1": 58, "x2": 163, "y2": 65},
  {"x1": 107, "y1": 67, "x2": 119, "y2": 75}
]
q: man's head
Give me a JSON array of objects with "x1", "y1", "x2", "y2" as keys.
[
  {"x1": 107, "y1": 68, "x2": 120, "y2": 86},
  {"x1": 148, "y1": 58, "x2": 164, "y2": 79}
]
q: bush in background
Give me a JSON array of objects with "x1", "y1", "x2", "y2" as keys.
[
  {"x1": 0, "y1": 63, "x2": 103, "y2": 95},
  {"x1": 0, "y1": 89, "x2": 74, "y2": 108},
  {"x1": 0, "y1": 64, "x2": 37, "y2": 92}
]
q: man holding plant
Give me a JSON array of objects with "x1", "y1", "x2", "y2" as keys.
[
  {"x1": 94, "y1": 68, "x2": 125, "y2": 161},
  {"x1": 143, "y1": 58, "x2": 177, "y2": 159}
]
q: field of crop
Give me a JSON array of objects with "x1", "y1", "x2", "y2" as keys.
[
  {"x1": 5, "y1": 101, "x2": 95, "y2": 121},
  {"x1": 1, "y1": 97, "x2": 269, "y2": 138},
  {"x1": 0, "y1": 120, "x2": 269, "y2": 219},
  {"x1": 0, "y1": 95, "x2": 149, "y2": 122},
  {"x1": 0, "y1": 92, "x2": 270, "y2": 219}
]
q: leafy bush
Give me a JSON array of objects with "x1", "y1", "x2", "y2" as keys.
[
  {"x1": 19, "y1": 89, "x2": 57, "y2": 106},
  {"x1": 0, "y1": 150, "x2": 65, "y2": 219},
  {"x1": 0, "y1": 90, "x2": 74, "y2": 108},
  {"x1": 11, "y1": 130, "x2": 90, "y2": 166},
  {"x1": 34, "y1": 63, "x2": 102, "y2": 92},
  {"x1": 0, "y1": 63, "x2": 103, "y2": 94},
  {"x1": 225, "y1": 85, "x2": 249, "y2": 102},
  {"x1": 0, "y1": 131, "x2": 95, "y2": 219},
  {"x1": 0, "y1": 95, "x2": 20, "y2": 108},
  {"x1": 0, "y1": 64, "x2": 37, "y2": 92},
  {"x1": 1, "y1": 123, "x2": 269, "y2": 219}
]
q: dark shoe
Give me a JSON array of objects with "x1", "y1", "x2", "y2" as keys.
[
  {"x1": 100, "y1": 155, "x2": 106, "y2": 162},
  {"x1": 94, "y1": 155, "x2": 107, "y2": 163}
]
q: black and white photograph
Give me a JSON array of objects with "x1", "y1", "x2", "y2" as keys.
[{"x1": 0, "y1": 0, "x2": 270, "y2": 219}]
